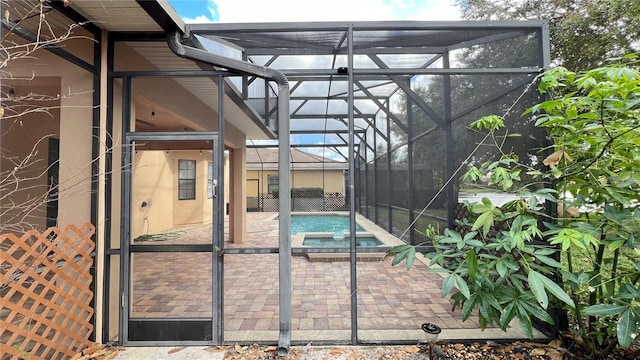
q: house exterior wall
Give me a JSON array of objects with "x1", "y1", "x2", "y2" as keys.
[
  {"x1": 247, "y1": 171, "x2": 260, "y2": 197},
  {"x1": 246, "y1": 169, "x2": 345, "y2": 196},
  {"x1": 2, "y1": 35, "x2": 94, "y2": 232},
  {"x1": 129, "y1": 149, "x2": 233, "y2": 240},
  {"x1": 292, "y1": 170, "x2": 345, "y2": 194},
  {"x1": 0, "y1": 79, "x2": 61, "y2": 231}
]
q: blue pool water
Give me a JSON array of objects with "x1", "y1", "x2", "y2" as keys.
[
  {"x1": 302, "y1": 236, "x2": 381, "y2": 247},
  {"x1": 290, "y1": 215, "x2": 364, "y2": 235}
]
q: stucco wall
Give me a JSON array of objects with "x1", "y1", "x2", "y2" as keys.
[
  {"x1": 129, "y1": 149, "x2": 233, "y2": 239},
  {"x1": 0, "y1": 79, "x2": 61, "y2": 231},
  {"x1": 247, "y1": 169, "x2": 345, "y2": 196},
  {"x1": 292, "y1": 170, "x2": 345, "y2": 194},
  {"x1": 2, "y1": 34, "x2": 94, "y2": 231}
]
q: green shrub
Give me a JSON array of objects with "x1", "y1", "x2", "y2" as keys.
[
  {"x1": 391, "y1": 54, "x2": 640, "y2": 358},
  {"x1": 291, "y1": 187, "x2": 324, "y2": 198}
]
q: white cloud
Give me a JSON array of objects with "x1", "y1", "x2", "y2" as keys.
[
  {"x1": 390, "y1": 0, "x2": 415, "y2": 10},
  {"x1": 210, "y1": 0, "x2": 458, "y2": 22},
  {"x1": 182, "y1": 14, "x2": 215, "y2": 23},
  {"x1": 298, "y1": 145, "x2": 346, "y2": 162},
  {"x1": 405, "y1": 0, "x2": 461, "y2": 21},
  {"x1": 181, "y1": 1, "x2": 218, "y2": 23},
  {"x1": 214, "y1": 0, "x2": 386, "y2": 22}
]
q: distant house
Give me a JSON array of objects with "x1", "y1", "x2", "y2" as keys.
[{"x1": 246, "y1": 148, "x2": 348, "y2": 211}]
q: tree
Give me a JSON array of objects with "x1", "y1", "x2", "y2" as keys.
[
  {"x1": 1, "y1": 0, "x2": 92, "y2": 234},
  {"x1": 384, "y1": 56, "x2": 546, "y2": 210},
  {"x1": 392, "y1": 54, "x2": 640, "y2": 358},
  {"x1": 455, "y1": 0, "x2": 640, "y2": 71}
]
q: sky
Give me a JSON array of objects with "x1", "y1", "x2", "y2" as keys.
[{"x1": 168, "y1": 0, "x2": 461, "y2": 23}]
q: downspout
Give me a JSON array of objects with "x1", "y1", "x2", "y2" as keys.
[{"x1": 168, "y1": 31, "x2": 292, "y2": 356}]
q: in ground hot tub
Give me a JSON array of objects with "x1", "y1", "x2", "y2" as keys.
[
  {"x1": 298, "y1": 233, "x2": 385, "y2": 262},
  {"x1": 302, "y1": 235, "x2": 381, "y2": 247}
]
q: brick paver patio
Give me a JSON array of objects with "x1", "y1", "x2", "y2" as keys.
[{"x1": 129, "y1": 212, "x2": 530, "y2": 343}]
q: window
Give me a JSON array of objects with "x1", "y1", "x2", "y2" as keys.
[
  {"x1": 267, "y1": 174, "x2": 279, "y2": 194},
  {"x1": 207, "y1": 161, "x2": 214, "y2": 199},
  {"x1": 178, "y1": 159, "x2": 196, "y2": 200}
]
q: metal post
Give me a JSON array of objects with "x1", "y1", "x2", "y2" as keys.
[
  {"x1": 363, "y1": 132, "x2": 368, "y2": 219},
  {"x1": 277, "y1": 83, "x2": 292, "y2": 356},
  {"x1": 103, "y1": 33, "x2": 115, "y2": 344},
  {"x1": 347, "y1": 24, "x2": 358, "y2": 344},
  {"x1": 213, "y1": 75, "x2": 225, "y2": 343},
  {"x1": 407, "y1": 94, "x2": 415, "y2": 245},
  {"x1": 89, "y1": 27, "x2": 101, "y2": 342},
  {"x1": 386, "y1": 102, "x2": 392, "y2": 233},
  {"x1": 442, "y1": 52, "x2": 455, "y2": 229},
  {"x1": 119, "y1": 76, "x2": 132, "y2": 344},
  {"x1": 373, "y1": 124, "x2": 378, "y2": 222}
]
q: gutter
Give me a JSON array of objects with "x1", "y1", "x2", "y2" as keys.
[{"x1": 167, "y1": 31, "x2": 292, "y2": 356}]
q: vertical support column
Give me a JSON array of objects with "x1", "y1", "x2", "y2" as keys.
[
  {"x1": 229, "y1": 147, "x2": 247, "y2": 243},
  {"x1": 373, "y1": 122, "x2": 378, "y2": 222},
  {"x1": 242, "y1": 53, "x2": 249, "y2": 100},
  {"x1": 386, "y1": 102, "x2": 392, "y2": 234},
  {"x1": 89, "y1": 25, "x2": 101, "y2": 344},
  {"x1": 264, "y1": 81, "x2": 271, "y2": 128},
  {"x1": 277, "y1": 80, "x2": 292, "y2": 356},
  {"x1": 213, "y1": 75, "x2": 226, "y2": 344},
  {"x1": 95, "y1": 28, "x2": 108, "y2": 343},
  {"x1": 119, "y1": 76, "x2": 132, "y2": 344},
  {"x1": 363, "y1": 132, "x2": 368, "y2": 219},
  {"x1": 539, "y1": 22, "x2": 551, "y2": 71},
  {"x1": 103, "y1": 33, "x2": 115, "y2": 343},
  {"x1": 347, "y1": 24, "x2": 358, "y2": 344},
  {"x1": 407, "y1": 94, "x2": 415, "y2": 245},
  {"x1": 442, "y1": 52, "x2": 455, "y2": 229},
  {"x1": 58, "y1": 72, "x2": 93, "y2": 227}
]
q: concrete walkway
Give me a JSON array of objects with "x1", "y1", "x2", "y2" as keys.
[{"x1": 113, "y1": 346, "x2": 224, "y2": 360}]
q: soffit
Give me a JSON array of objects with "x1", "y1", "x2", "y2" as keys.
[
  {"x1": 125, "y1": 40, "x2": 271, "y2": 139},
  {"x1": 69, "y1": 0, "x2": 163, "y2": 32},
  {"x1": 60, "y1": 0, "x2": 272, "y2": 139}
]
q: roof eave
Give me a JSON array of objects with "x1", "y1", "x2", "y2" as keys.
[{"x1": 136, "y1": 0, "x2": 185, "y2": 33}]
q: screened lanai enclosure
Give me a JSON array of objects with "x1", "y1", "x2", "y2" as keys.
[
  {"x1": 105, "y1": 20, "x2": 550, "y2": 351},
  {"x1": 221, "y1": 21, "x2": 551, "y2": 245}
]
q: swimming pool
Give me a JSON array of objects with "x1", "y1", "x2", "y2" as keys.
[{"x1": 290, "y1": 214, "x2": 364, "y2": 235}]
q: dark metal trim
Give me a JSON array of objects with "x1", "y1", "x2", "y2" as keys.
[
  {"x1": 121, "y1": 129, "x2": 220, "y2": 345},
  {"x1": 110, "y1": 70, "x2": 230, "y2": 78},
  {"x1": 88, "y1": 19, "x2": 102, "y2": 343},
  {"x1": 213, "y1": 76, "x2": 225, "y2": 344},
  {"x1": 346, "y1": 24, "x2": 359, "y2": 345},
  {"x1": 0, "y1": 19, "x2": 96, "y2": 73},
  {"x1": 119, "y1": 76, "x2": 133, "y2": 343},
  {"x1": 103, "y1": 32, "x2": 115, "y2": 344},
  {"x1": 128, "y1": 319, "x2": 213, "y2": 342},
  {"x1": 281, "y1": 67, "x2": 541, "y2": 76},
  {"x1": 442, "y1": 52, "x2": 455, "y2": 230},
  {"x1": 186, "y1": 20, "x2": 547, "y2": 34},
  {"x1": 107, "y1": 32, "x2": 167, "y2": 42},
  {"x1": 126, "y1": 131, "x2": 219, "y2": 141},
  {"x1": 135, "y1": 0, "x2": 184, "y2": 33},
  {"x1": 129, "y1": 245, "x2": 214, "y2": 252}
]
